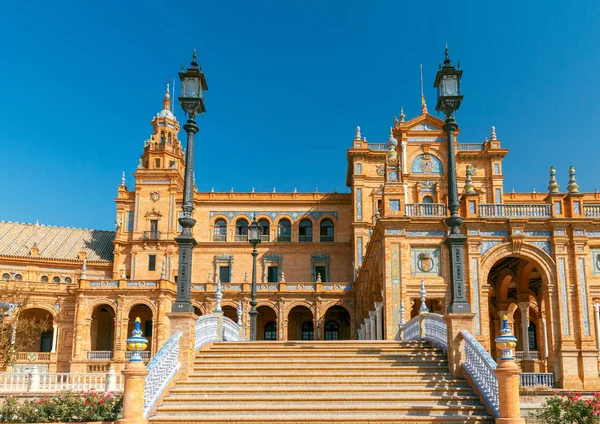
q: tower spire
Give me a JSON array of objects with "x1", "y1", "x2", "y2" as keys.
[
  {"x1": 163, "y1": 81, "x2": 171, "y2": 111},
  {"x1": 420, "y1": 64, "x2": 427, "y2": 114}
]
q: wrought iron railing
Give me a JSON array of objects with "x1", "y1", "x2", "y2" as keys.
[
  {"x1": 520, "y1": 372, "x2": 555, "y2": 387},
  {"x1": 260, "y1": 234, "x2": 270, "y2": 242},
  {"x1": 142, "y1": 231, "x2": 161, "y2": 240},
  {"x1": 144, "y1": 332, "x2": 182, "y2": 418},
  {"x1": 479, "y1": 204, "x2": 551, "y2": 218},
  {"x1": 405, "y1": 203, "x2": 447, "y2": 217},
  {"x1": 584, "y1": 204, "x2": 600, "y2": 217},
  {"x1": 368, "y1": 143, "x2": 387, "y2": 151},
  {"x1": 234, "y1": 234, "x2": 248, "y2": 242}
]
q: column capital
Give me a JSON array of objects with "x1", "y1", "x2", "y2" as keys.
[
  {"x1": 374, "y1": 302, "x2": 383, "y2": 312},
  {"x1": 594, "y1": 302, "x2": 600, "y2": 313},
  {"x1": 518, "y1": 301, "x2": 529, "y2": 313}
]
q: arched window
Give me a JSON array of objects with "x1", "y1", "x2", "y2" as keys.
[
  {"x1": 277, "y1": 219, "x2": 291, "y2": 242},
  {"x1": 214, "y1": 219, "x2": 227, "y2": 241},
  {"x1": 264, "y1": 321, "x2": 277, "y2": 341},
  {"x1": 52, "y1": 276, "x2": 60, "y2": 284},
  {"x1": 528, "y1": 322, "x2": 538, "y2": 350},
  {"x1": 411, "y1": 154, "x2": 443, "y2": 174},
  {"x1": 40, "y1": 275, "x2": 49, "y2": 283},
  {"x1": 2, "y1": 273, "x2": 10, "y2": 281},
  {"x1": 302, "y1": 321, "x2": 314, "y2": 340},
  {"x1": 14, "y1": 274, "x2": 22, "y2": 281},
  {"x1": 422, "y1": 195, "x2": 434, "y2": 204},
  {"x1": 64, "y1": 277, "x2": 72, "y2": 284},
  {"x1": 258, "y1": 219, "x2": 270, "y2": 242},
  {"x1": 325, "y1": 321, "x2": 340, "y2": 340},
  {"x1": 320, "y1": 219, "x2": 334, "y2": 242},
  {"x1": 235, "y1": 218, "x2": 249, "y2": 241},
  {"x1": 299, "y1": 219, "x2": 313, "y2": 242}
]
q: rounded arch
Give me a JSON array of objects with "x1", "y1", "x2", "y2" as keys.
[
  {"x1": 256, "y1": 302, "x2": 279, "y2": 319},
  {"x1": 22, "y1": 304, "x2": 58, "y2": 320},
  {"x1": 480, "y1": 243, "x2": 556, "y2": 286},
  {"x1": 284, "y1": 302, "x2": 316, "y2": 320},
  {"x1": 406, "y1": 146, "x2": 448, "y2": 167},
  {"x1": 323, "y1": 301, "x2": 352, "y2": 317},
  {"x1": 124, "y1": 299, "x2": 157, "y2": 317},
  {"x1": 18, "y1": 308, "x2": 54, "y2": 353},
  {"x1": 277, "y1": 218, "x2": 292, "y2": 241},
  {"x1": 410, "y1": 153, "x2": 444, "y2": 174},
  {"x1": 287, "y1": 305, "x2": 314, "y2": 340},
  {"x1": 89, "y1": 303, "x2": 116, "y2": 352},
  {"x1": 298, "y1": 216, "x2": 315, "y2": 242},
  {"x1": 253, "y1": 214, "x2": 274, "y2": 226},
  {"x1": 84, "y1": 299, "x2": 117, "y2": 321},
  {"x1": 319, "y1": 218, "x2": 335, "y2": 242},
  {"x1": 210, "y1": 215, "x2": 231, "y2": 225}
]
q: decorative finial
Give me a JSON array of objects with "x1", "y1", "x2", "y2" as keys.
[
  {"x1": 120, "y1": 268, "x2": 126, "y2": 279},
  {"x1": 315, "y1": 187, "x2": 319, "y2": 193},
  {"x1": 495, "y1": 315, "x2": 517, "y2": 361},
  {"x1": 273, "y1": 187, "x2": 276, "y2": 193},
  {"x1": 251, "y1": 187, "x2": 255, "y2": 193},
  {"x1": 81, "y1": 258, "x2": 87, "y2": 279},
  {"x1": 444, "y1": 44, "x2": 450, "y2": 65},
  {"x1": 280, "y1": 271, "x2": 285, "y2": 283},
  {"x1": 121, "y1": 171, "x2": 126, "y2": 187},
  {"x1": 511, "y1": 188, "x2": 515, "y2": 194},
  {"x1": 548, "y1": 166, "x2": 560, "y2": 193},
  {"x1": 163, "y1": 81, "x2": 171, "y2": 111},
  {"x1": 532, "y1": 188, "x2": 536, "y2": 193},
  {"x1": 191, "y1": 48, "x2": 198, "y2": 68},
  {"x1": 355, "y1": 126, "x2": 361, "y2": 140},
  {"x1": 316, "y1": 272, "x2": 322, "y2": 283},
  {"x1": 419, "y1": 279, "x2": 429, "y2": 314},
  {"x1": 484, "y1": 136, "x2": 488, "y2": 143},
  {"x1": 293, "y1": 188, "x2": 297, "y2": 193},
  {"x1": 137, "y1": 158, "x2": 143, "y2": 169},
  {"x1": 490, "y1": 126, "x2": 497, "y2": 140},
  {"x1": 464, "y1": 166, "x2": 476, "y2": 194},
  {"x1": 399, "y1": 300, "x2": 406, "y2": 326},
  {"x1": 363, "y1": 136, "x2": 367, "y2": 142},
  {"x1": 125, "y1": 317, "x2": 148, "y2": 362},
  {"x1": 214, "y1": 280, "x2": 223, "y2": 312},
  {"x1": 211, "y1": 187, "x2": 215, "y2": 192},
  {"x1": 567, "y1": 166, "x2": 579, "y2": 193},
  {"x1": 230, "y1": 187, "x2": 234, "y2": 193},
  {"x1": 399, "y1": 107, "x2": 405, "y2": 122},
  {"x1": 160, "y1": 259, "x2": 166, "y2": 279},
  {"x1": 237, "y1": 300, "x2": 243, "y2": 326}
]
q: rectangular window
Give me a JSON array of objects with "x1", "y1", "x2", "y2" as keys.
[
  {"x1": 155, "y1": 158, "x2": 161, "y2": 168},
  {"x1": 144, "y1": 320, "x2": 153, "y2": 337},
  {"x1": 126, "y1": 212, "x2": 134, "y2": 232},
  {"x1": 219, "y1": 266, "x2": 231, "y2": 283},
  {"x1": 356, "y1": 163, "x2": 362, "y2": 174},
  {"x1": 267, "y1": 266, "x2": 278, "y2": 283},
  {"x1": 148, "y1": 255, "x2": 156, "y2": 271},
  {"x1": 554, "y1": 201, "x2": 562, "y2": 214},
  {"x1": 574, "y1": 201, "x2": 581, "y2": 215},
  {"x1": 469, "y1": 201, "x2": 476, "y2": 214},
  {"x1": 389, "y1": 200, "x2": 400, "y2": 213},
  {"x1": 495, "y1": 188, "x2": 502, "y2": 204},
  {"x1": 356, "y1": 188, "x2": 362, "y2": 220},
  {"x1": 150, "y1": 219, "x2": 158, "y2": 233},
  {"x1": 315, "y1": 265, "x2": 327, "y2": 282},
  {"x1": 169, "y1": 160, "x2": 176, "y2": 168},
  {"x1": 493, "y1": 163, "x2": 500, "y2": 175}
]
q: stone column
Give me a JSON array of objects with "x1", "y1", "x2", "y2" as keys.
[
  {"x1": 118, "y1": 361, "x2": 148, "y2": 424},
  {"x1": 364, "y1": 318, "x2": 371, "y2": 340},
  {"x1": 51, "y1": 324, "x2": 58, "y2": 353},
  {"x1": 155, "y1": 295, "x2": 169, "y2": 350},
  {"x1": 495, "y1": 318, "x2": 525, "y2": 424},
  {"x1": 375, "y1": 303, "x2": 383, "y2": 340},
  {"x1": 541, "y1": 317, "x2": 549, "y2": 368},
  {"x1": 401, "y1": 141, "x2": 407, "y2": 174},
  {"x1": 369, "y1": 312, "x2": 377, "y2": 341},
  {"x1": 444, "y1": 313, "x2": 475, "y2": 376},
  {"x1": 166, "y1": 312, "x2": 197, "y2": 382},
  {"x1": 594, "y1": 303, "x2": 600, "y2": 351},
  {"x1": 518, "y1": 302, "x2": 535, "y2": 372}
]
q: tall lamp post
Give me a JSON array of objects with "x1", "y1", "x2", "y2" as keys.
[
  {"x1": 172, "y1": 50, "x2": 208, "y2": 313},
  {"x1": 433, "y1": 47, "x2": 470, "y2": 314},
  {"x1": 248, "y1": 218, "x2": 261, "y2": 340}
]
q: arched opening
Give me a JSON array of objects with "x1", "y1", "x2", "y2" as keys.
[
  {"x1": 90, "y1": 304, "x2": 115, "y2": 352},
  {"x1": 302, "y1": 322, "x2": 314, "y2": 340},
  {"x1": 222, "y1": 306, "x2": 238, "y2": 323},
  {"x1": 193, "y1": 306, "x2": 203, "y2": 317},
  {"x1": 287, "y1": 305, "x2": 314, "y2": 340},
  {"x1": 299, "y1": 219, "x2": 313, "y2": 242},
  {"x1": 235, "y1": 218, "x2": 249, "y2": 241},
  {"x1": 214, "y1": 219, "x2": 227, "y2": 241},
  {"x1": 257, "y1": 306, "x2": 277, "y2": 341},
  {"x1": 422, "y1": 195, "x2": 434, "y2": 204},
  {"x1": 127, "y1": 304, "x2": 153, "y2": 352},
  {"x1": 277, "y1": 219, "x2": 291, "y2": 242},
  {"x1": 258, "y1": 219, "x2": 270, "y2": 242},
  {"x1": 486, "y1": 255, "x2": 547, "y2": 373},
  {"x1": 320, "y1": 219, "x2": 334, "y2": 242},
  {"x1": 18, "y1": 308, "x2": 53, "y2": 353},
  {"x1": 323, "y1": 305, "x2": 351, "y2": 340}
]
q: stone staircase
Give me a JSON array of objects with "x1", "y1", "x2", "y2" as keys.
[{"x1": 149, "y1": 340, "x2": 495, "y2": 423}]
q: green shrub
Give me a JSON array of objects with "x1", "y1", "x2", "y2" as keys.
[
  {"x1": 531, "y1": 392, "x2": 600, "y2": 424},
  {"x1": 0, "y1": 389, "x2": 123, "y2": 423}
]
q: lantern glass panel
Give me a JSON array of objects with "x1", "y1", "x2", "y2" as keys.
[
  {"x1": 249, "y1": 223, "x2": 260, "y2": 243},
  {"x1": 441, "y1": 74, "x2": 459, "y2": 96},
  {"x1": 183, "y1": 77, "x2": 200, "y2": 98}
]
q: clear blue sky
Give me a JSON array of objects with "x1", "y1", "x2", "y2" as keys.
[{"x1": 1, "y1": 0, "x2": 599, "y2": 230}]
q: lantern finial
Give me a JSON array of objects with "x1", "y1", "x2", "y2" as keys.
[
  {"x1": 191, "y1": 48, "x2": 198, "y2": 68},
  {"x1": 444, "y1": 44, "x2": 450, "y2": 65}
]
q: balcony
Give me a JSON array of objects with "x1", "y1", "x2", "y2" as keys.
[
  {"x1": 367, "y1": 143, "x2": 387, "y2": 151},
  {"x1": 87, "y1": 351, "x2": 113, "y2": 360},
  {"x1": 277, "y1": 235, "x2": 291, "y2": 242},
  {"x1": 515, "y1": 350, "x2": 541, "y2": 360},
  {"x1": 405, "y1": 203, "x2": 447, "y2": 217},
  {"x1": 320, "y1": 235, "x2": 334, "y2": 242},
  {"x1": 142, "y1": 231, "x2": 161, "y2": 240},
  {"x1": 260, "y1": 234, "x2": 270, "y2": 243},
  {"x1": 213, "y1": 234, "x2": 227, "y2": 242},
  {"x1": 234, "y1": 234, "x2": 248, "y2": 242},
  {"x1": 16, "y1": 352, "x2": 52, "y2": 362},
  {"x1": 479, "y1": 204, "x2": 551, "y2": 218},
  {"x1": 584, "y1": 204, "x2": 600, "y2": 217},
  {"x1": 299, "y1": 235, "x2": 313, "y2": 242},
  {"x1": 457, "y1": 143, "x2": 484, "y2": 151},
  {"x1": 125, "y1": 351, "x2": 151, "y2": 361}
]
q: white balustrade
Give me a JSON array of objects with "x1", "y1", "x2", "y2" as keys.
[
  {"x1": 144, "y1": 332, "x2": 182, "y2": 418},
  {"x1": 421, "y1": 314, "x2": 448, "y2": 350},
  {"x1": 0, "y1": 371, "x2": 123, "y2": 392},
  {"x1": 520, "y1": 372, "x2": 555, "y2": 387},
  {"x1": 194, "y1": 314, "x2": 220, "y2": 350},
  {"x1": 401, "y1": 316, "x2": 420, "y2": 342},
  {"x1": 515, "y1": 350, "x2": 541, "y2": 360},
  {"x1": 460, "y1": 331, "x2": 499, "y2": 417},
  {"x1": 479, "y1": 204, "x2": 551, "y2": 218},
  {"x1": 87, "y1": 351, "x2": 113, "y2": 360},
  {"x1": 125, "y1": 350, "x2": 152, "y2": 360},
  {"x1": 584, "y1": 204, "x2": 600, "y2": 217},
  {"x1": 457, "y1": 143, "x2": 484, "y2": 151},
  {"x1": 222, "y1": 316, "x2": 246, "y2": 342},
  {"x1": 404, "y1": 203, "x2": 447, "y2": 217}
]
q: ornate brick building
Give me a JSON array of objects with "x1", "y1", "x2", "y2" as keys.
[{"x1": 1, "y1": 85, "x2": 600, "y2": 389}]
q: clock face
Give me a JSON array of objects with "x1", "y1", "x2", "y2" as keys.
[{"x1": 442, "y1": 75, "x2": 459, "y2": 96}]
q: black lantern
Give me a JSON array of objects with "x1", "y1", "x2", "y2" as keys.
[
  {"x1": 178, "y1": 49, "x2": 208, "y2": 118},
  {"x1": 433, "y1": 46, "x2": 463, "y2": 117},
  {"x1": 248, "y1": 218, "x2": 261, "y2": 248}
]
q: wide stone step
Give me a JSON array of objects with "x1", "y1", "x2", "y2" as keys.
[
  {"x1": 167, "y1": 384, "x2": 475, "y2": 394},
  {"x1": 162, "y1": 393, "x2": 482, "y2": 403},
  {"x1": 192, "y1": 365, "x2": 448, "y2": 374},
  {"x1": 180, "y1": 377, "x2": 466, "y2": 386},
  {"x1": 149, "y1": 413, "x2": 494, "y2": 423}
]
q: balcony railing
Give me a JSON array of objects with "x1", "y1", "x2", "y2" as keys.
[
  {"x1": 213, "y1": 234, "x2": 226, "y2": 242},
  {"x1": 142, "y1": 231, "x2": 161, "y2": 240},
  {"x1": 520, "y1": 372, "x2": 555, "y2": 387},
  {"x1": 320, "y1": 235, "x2": 334, "y2": 242},
  {"x1": 367, "y1": 143, "x2": 387, "y2": 151},
  {"x1": 584, "y1": 204, "x2": 600, "y2": 217},
  {"x1": 479, "y1": 204, "x2": 551, "y2": 218},
  {"x1": 234, "y1": 234, "x2": 248, "y2": 242},
  {"x1": 299, "y1": 235, "x2": 313, "y2": 242},
  {"x1": 515, "y1": 350, "x2": 541, "y2": 360},
  {"x1": 16, "y1": 352, "x2": 52, "y2": 362},
  {"x1": 87, "y1": 351, "x2": 113, "y2": 360},
  {"x1": 405, "y1": 203, "x2": 447, "y2": 217},
  {"x1": 125, "y1": 351, "x2": 151, "y2": 361},
  {"x1": 277, "y1": 235, "x2": 291, "y2": 242},
  {"x1": 260, "y1": 234, "x2": 270, "y2": 242},
  {"x1": 457, "y1": 143, "x2": 484, "y2": 151}
]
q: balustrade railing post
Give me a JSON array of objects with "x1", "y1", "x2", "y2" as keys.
[
  {"x1": 106, "y1": 365, "x2": 117, "y2": 391},
  {"x1": 29, "y1": 366, "x2": 40, "y2": 392}
]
